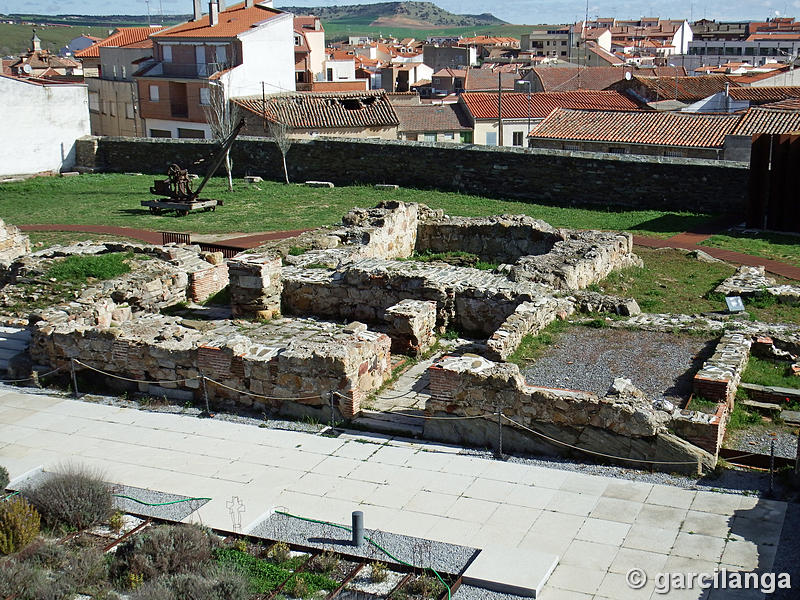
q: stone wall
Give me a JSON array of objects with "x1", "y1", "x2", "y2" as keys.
[
  {"x1": 228, "y1": 255, "x2": 283, "y2": 318},
  {"x1": 338, "y1": 202, "x2": 418, "y2": 259},
  {"x1": 670, "y1": 403, "x2": 728, "y2": 456},
  {"x1": 282, "y1": 258, "x2": 556, "y2": 337},
  {"x1": 0, "y1": 219, "x2": 29, "y2": 267},
  {"x1": 29, "y1": 314, "x2": 391, "y2": 419},
  {"x1": 693, "y1": 333, "x2": 752, "y2": 406},
  {"x1": 485, "y1": 298, "x2": 574, "y2": 361},
  {"x1": 716, "y1": 265, "x2": 800, "y2": 305},
  {"x1": 425, "y1": 356, "x2": 714, "y2": 474},
  {"x1": 75, "y1": 135, "x2": 749, "y2": 214}
]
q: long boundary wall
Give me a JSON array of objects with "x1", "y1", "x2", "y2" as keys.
[{"x1": 75, "y1": 136, "x2": 749, "y2": 214}]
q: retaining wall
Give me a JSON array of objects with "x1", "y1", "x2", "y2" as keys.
[{"x1": 75, "y1": 135, "x2": 749, "y2": 213}]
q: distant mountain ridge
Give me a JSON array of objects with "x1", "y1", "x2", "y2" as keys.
[{"x1": 277, "y1": 1, "x2": 505, "y2": 28}]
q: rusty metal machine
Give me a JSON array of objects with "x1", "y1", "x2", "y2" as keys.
[{"x1": 142, "y1": 118, "x2": 246, "y2": 216}]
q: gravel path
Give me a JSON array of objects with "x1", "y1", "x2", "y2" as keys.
[
  {"x1": 521, "y1": 328, "x2": 715, "y2": 403},
  {"x1": 453, "y1": 584, "x2": 529, "y2": 600},
  {"x1": 725, "y1": 425, "x2": 799, "y2": 460}
]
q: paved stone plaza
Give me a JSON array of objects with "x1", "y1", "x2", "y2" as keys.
[{"x1": 0, "y1": 388, "x2": 787, "y2": 600}]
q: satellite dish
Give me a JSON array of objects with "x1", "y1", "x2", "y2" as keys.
[
  {"x1": 22, "y1": 64, "x2": 32, "y2": 74},
  {"x1": 625, "y1": 71, "x2": 632, "y2": 80}
]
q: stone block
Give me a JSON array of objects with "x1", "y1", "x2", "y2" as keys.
[
  {"x1": 305, "y1": 181, "x2": 334, "y2": 188},
  {"x1": 385, "y1": 299, "x2": 436, "y2": 356}
]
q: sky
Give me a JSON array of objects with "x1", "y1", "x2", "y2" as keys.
[{"x1": 3, "y1": 0, "x2": 800, "y2": 24}]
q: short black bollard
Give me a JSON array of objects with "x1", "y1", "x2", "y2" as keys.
[{"x1": 352, "y1": 510, "x2": 364, "y2": 547}]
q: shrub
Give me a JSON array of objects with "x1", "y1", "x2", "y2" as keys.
[
  {"x1": 0, "y1": 559, "x2": 71, "y2": 600},
  {"x1": 131, "y1": 568, "x2": 250, "y2": 600},
  {"x1": 26, "y1": 466, "x2": 112, "y2": 531},
  {"x1": 0, "y1": 496, "x2": 41, "y2": 554},
  {"x1": 406, "y1": 574, "x2": 445, "y2": 599},
  {"x1": 268, "y1": 541, "x2": 291, "y2": 563},
  {"x1": 109, "y1": 510, "x2": 125, "y2": 533},
  {"x1": 370, "y1": 561, "x2": 388, "y2": 583},
  {"x1": 313, "y1": 550, "x2": 339, "y2": 573},
  {"x1": 61, "y1": 546, "x2": 109, "y2": 592},
  {"x1": 0, "y1": 465, "x2": 9, "y2": 491},
  {"x1": 22, "y1": 538, "x2": 68, "y2": 568},
  {"x1": 113, "y1": 524, "x2": 216, "y2": 582}
]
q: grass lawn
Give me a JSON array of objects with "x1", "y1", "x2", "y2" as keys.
[
  {"x1": 589, "y1": 247, "x2": 800, "y2": 324},
  {"x1": 701, "y1": 231, "x2": 800, "y2": 268},
  {"x1": 742, "y1": 355, "x2": 800, "y2": 390},
  {"x1": 0, "y1": 173, "x2": 713, "y2": 237}
]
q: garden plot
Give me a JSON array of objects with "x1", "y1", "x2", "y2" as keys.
[{"x1": 521, "y1": 327, "x2": 715, "y2": 403}]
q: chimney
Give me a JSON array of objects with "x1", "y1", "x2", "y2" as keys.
[
  {"x1": 218, "y1": 0, "x2": 225, "y2": 11},
  {"x1": 245, "y1": 0, "x2": 254, "y2": 6},
  {"x1": 209, "y1": 1, "x2": 219, "y2": 26},
  {"x1": 192, "y1": 0, "x2": 202, "y2": 21}
]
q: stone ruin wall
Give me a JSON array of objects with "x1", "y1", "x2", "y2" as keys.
[
  {"x1": 425, "y1": 355, "x2": 715, "y2": 474},
  {"x1": 693, "y1": 333, "x2": 752, "y2": 408},
  {"x1": 30, "y1": 314, "x2": 391, "y2": 420},
  {"x1": 0, "y1": 219, "x2": 30, "y2": 267}
]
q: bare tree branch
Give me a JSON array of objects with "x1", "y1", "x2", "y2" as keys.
[
  {"x1": 266, "y1": 99, "x2": 292, "y2": 185},
  {"x1": 203, "y1": 69, "x2": 240, "y2": 192}
]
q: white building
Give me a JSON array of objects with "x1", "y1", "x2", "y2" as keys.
[{"x1": 0, "y1": 75, "x2": 90, "y2": 176}]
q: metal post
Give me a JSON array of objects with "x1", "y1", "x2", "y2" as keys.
[
  {"x1": 495, "y1": 409, "x2": 504, "y2": 460},
  {"x1": 200, "y1": 373, "x2": 213, "y2": 418},
  {"x1": 769, "y1": 439, "x2": 775, "y2": 495},
  {"x1": 351, "y1": 510, "x2": 364, "y2": 547},
  {"x1": 795, "y1": 429, "x2": 800, "y2": 478},
  {"x1": 329, "y1": 389, "x2": 335, "y2": 428},
  {"x1": 70, "y1": 359, "x2": 79, "y2": 398}
]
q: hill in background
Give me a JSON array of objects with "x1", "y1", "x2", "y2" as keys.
[{"x1": 277, "y1": 2, "x2": 504, "y2": 28}]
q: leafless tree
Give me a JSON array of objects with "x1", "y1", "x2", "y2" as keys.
[
  {"x1": 202, "y1": 80, "x2": 240, "y2": 192},
  {"x1": 268, "y1": 116, "x2": 292, "y2": 185}
]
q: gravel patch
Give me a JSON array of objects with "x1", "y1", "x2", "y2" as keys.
[
  {"x1": 725, "y1": 425, "x2": 799, "y2": 460},
  {"x1": 110, "y1": 483, "x2": 209, "y2": 521},
  {"x1": 250, "y1": 512, "x2": 478, "y2": 575},
  {"x1": 346, "y1": 563, "x2": 406, "y2": 596},
  {"x1": 453, "y1": 584, "x2": 530, "y2": 600},
  {"x1": 521, "y1": 328, "x2": 714, "y2": 403}
]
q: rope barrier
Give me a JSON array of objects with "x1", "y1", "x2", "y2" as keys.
[
  {"x1": 0, "y1": 365, "x2": 65, "y2": 384},
  {"x1": 332, "y1": 391, "x2": 488, "y2": 421},
  {"x1": 204, "y1": 376, "x2": 322, "y2": 402},
  {"x1": 74, "y1": 360, "x2": 200, "y2": 385},
  {"x1": 501, "y1": 414, "x2": 701, "y2": 466}
]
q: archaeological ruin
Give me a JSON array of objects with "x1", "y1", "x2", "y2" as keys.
[{"x1": 2, "y1": 204, "x2": 798, "y2": 474}]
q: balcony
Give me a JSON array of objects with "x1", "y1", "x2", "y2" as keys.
[{"x1": 148, "y1": 62, "x2": 219, "y2": 79}]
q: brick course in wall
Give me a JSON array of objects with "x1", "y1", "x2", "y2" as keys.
[{"x1": 75, "y1": 136, "x2": 749, "y2": 213}]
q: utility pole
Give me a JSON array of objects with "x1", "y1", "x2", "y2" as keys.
[{"x1": 497, "y1": 71, "x2": 503, "y2": 146}]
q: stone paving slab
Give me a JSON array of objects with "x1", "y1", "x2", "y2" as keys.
[
  {"x1": 463, "y1": 547, "x2": 559, "y2": 597},
  {"x1": 0, "y1": 391, "x2": 790, "y2": 600}
]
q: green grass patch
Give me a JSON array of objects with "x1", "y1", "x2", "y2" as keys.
[
  {"x1": 727, "y1": 405, "x2": 763, "y2": 430},
  {"x1": 0, "y1": 22, "x2": 111, "y2": 55},
  {"x1": 213, "y1": 548, "x2": 292, "y2": 594},
  {"x1": 742, "y1": 355, "x2": 800, "y2": 390},
  {"x1": 0, "y1": 174, "x2": 711, "y2": 237},
  {"x1": 46, "y1": 252, "x2": 131, "y2": 282},
  {"x1": 690, "y1": 396, "x2": 721, "y2": 415},
  {"x1": 507, "y1": 319, "x2": 571, "y2": 366},
  {"x1": 401, "y1": 250, "x2": 498, "y2": 270},
  {"x1": 202, "y1": 285, "x2": 230, "y2": 306},
  {"x1": 286, "y1": 572, "x2": 341, "y2": 597},
  {"x1": 702, "y1": 231, "x2": 800, "y2": 268}
]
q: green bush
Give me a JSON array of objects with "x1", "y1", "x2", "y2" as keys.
[
  {"x1": 213, "y1": 547, "x2": 290, "y2": 593},
  {"x1": 113, "y1": 524, "x2": 216, "y2": 582},
  {"x1": 0, "y1": 559, "x2": 72, "y2": 600},
  {"x1": 26, "y1": 466, "x2": 112, "y2": 530},
  {"x1": 131, "y1": 568, "x2": 250, "y2": 600},
  {"x1": 0, "y1": 466, "x2": 8, "y2": 491},
  {"x1": 46, "y1": 252, "x2": 132, "y2": 282},
  {"x1": 0, "y1": 496, "x2": 40, "y2": 554}
]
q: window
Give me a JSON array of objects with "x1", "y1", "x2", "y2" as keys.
[
  {"x1": 486, "y1": 131, "x2": 498, "y2": 146},
  {"x1": 178, "y1": 128, "x2": 206, "y2": 139},
  {"x1": 149, "y1": 129, "x2": 171, "y2": 138},
  {"x1": 512, "y1": 131, "x2": 524, "y2": 146},
  {"x1": 200, "y1": 87, "x2": 211, "y2": 106},
  {"x1": 294, "y1": 35, "x2": 302, "y2": 46},
  {"x1": 460, "y1": 131, "x2": 473, "y2": 143},
  {"x1": 112, "y1": 65, "x2": 117, "y2": 79},
  {"x1": 665, "y1": 149, "x2": 685, "y2": 157},
  {"x1": 442, "y1": 132, "x2": 455, "y2": 141},
  {"x1": 149, "y1": 85, "x2": 159, "y2": 102},
  {"x1": 121, "y1": 66, "x2": 126, "y2": 79},
  {"x1": 88, "y1": 92, "x2": 100, "y2": 112},
  {"x1": 109, "y1": 100, "x2": 115, "y2": 116},
  {"x1": 608, "y1": 147, "x2": 627, "y2": 154},
  {"x1": 163, "y1": 45, "x2": 172, "y2": 62},
  {"x1": 564, "y1": 143, "x2": 581, "y2": 151},
  {"x1": 406, "y1": 133, "x2": 418, "y2": 141},
  {"x1": 422, "y1": 132, "x2": 436, "y2": 142},
  {"x1": 216, "y1": 45, "x2": 227, "y2": 65},
  {"x1": 125, "y1": 103, "x2": 135, "y2": 119},
  {"x1": 326, "y1": 68, "x2": 333, "y2": 81}
]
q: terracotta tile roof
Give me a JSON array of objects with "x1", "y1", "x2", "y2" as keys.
[
  {"x1": 531, "y1": 66, "x2": 632, "y2": 91},
  {"x1": 632, "y1": 74, "x2": 735, "y2": 101},
  {"x1": 294, "y1": 16, "x2": 323, "y2": 31},
  {"x1": 153, "y1": 2, "x2": 282, "y2": 39},
  {"x1": 528, "y1": 108, "x2": 740, "y2": 148},
  {"x1": 760, "y1": 97, "x2": 800, "y2": 110},
  {"x1": 75, "y1": 27, "x2": 163, "y2": 58},
  {"x1": 727, "y1": 86, "x2": 800, "y2": 102},
  {"x1": 233, "y1": 90, "x2": 399, "y2": 129},
  {"x1": 10, "y1": 50, "x2": 80, "y2": 70},
  {"x1": 462, "y1": 90, "x2": 640, "y2": 120},
  {"x1": 746, "y1": 33, "x2": 800, "y2": 41},
  {"x1": 395, "y1": 103, "x2": 472, "y2": 132},
  {"x1": 586, "y1": 41, "x2": 622, "y2": 65},
  {"x1": 733, "y1": 67, "x2": 791, "y2": 85},
  {"x1": 733, "y1": 107, "x2": 800, "y2": 135},
  {"x1": 433, "y1": 68, "x2": 466, "y2": 78}
]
